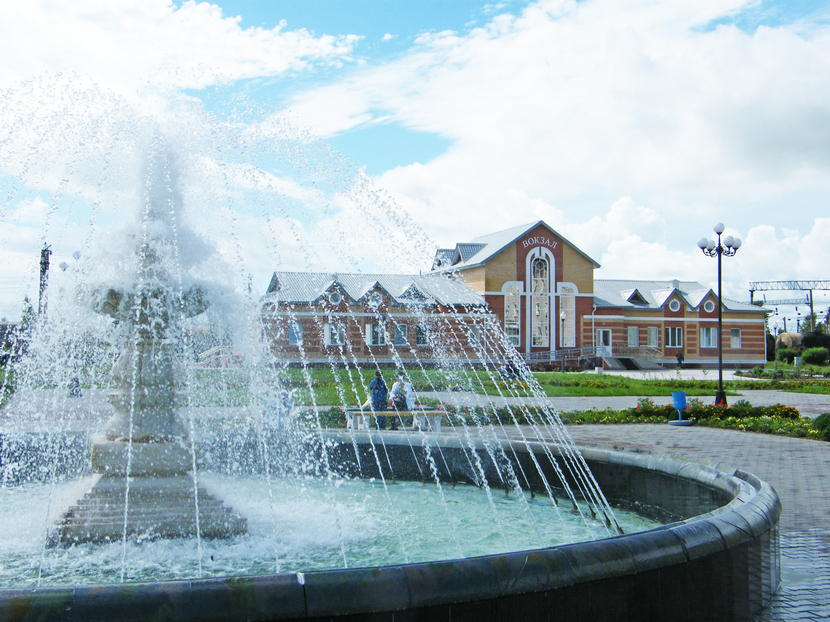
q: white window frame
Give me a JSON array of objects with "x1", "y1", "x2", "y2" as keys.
[
  {"x1": 668, "y1": 299, "x2": 681, "y2": 312},
  {"x1": 324, "y1": 321, "x2": 346, "y2": 346},
  {"x1": 730, "y1": 328, "x2": 742, "y2": 348},
  {"x1": 415, "y1": 324, "x2": 428, "y2": 346},
  {"x1": 394, "y1": 324, "x2": 408, "y2": 346},
  {"x1": 288, "y1": 321, "x2": 303, "y2": 346},
  {"x1": 365, "y1": 322, "x2": 386, "y2": 346},
  {"x1": 700, "y1": 327, "x2": 718, "y2": 348},
  {"x1": 703, "y1": 300, "x2": 716, "y2": 313},
  {"x1": 502, "y1": 281, "x2": 522, "y2": 348},
  {"x1": 647, "y1": 326, "x2": 659, "y2": 348},
  {"x1": 526, "y1": 248, "x2": 555, "y2": 350},
  {"x1": 558, "y1": 283, "x2": 577, "y2": 348},
  {"x1": 665, "y1": 326, "x2": 683, "y2": 348},
  {"x1": 468, "y1": 324, "x2": 482, "y2": 347},
  {"x1": 627, "y1": 326, "x2": 639, "y2": 348}
]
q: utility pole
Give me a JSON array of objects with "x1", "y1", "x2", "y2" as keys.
[{"x1": 38, "y1": 244, "x2": 52, "y2": 317}]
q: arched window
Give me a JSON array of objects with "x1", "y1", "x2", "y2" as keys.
[
  {"x1": 530, "y1": 257, "x2": 549, "y2": 346},
  {"x1": 531, "y1": 258, "x2": 548, "y2": 293}
]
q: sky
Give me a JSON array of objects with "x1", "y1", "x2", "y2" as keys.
[{"x1": 1, "y1": 0, "x2": 829, "y2": 328}]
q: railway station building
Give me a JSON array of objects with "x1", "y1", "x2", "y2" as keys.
[{"x1": 260, "y1": 221, "x2": 767, "y2": 369}]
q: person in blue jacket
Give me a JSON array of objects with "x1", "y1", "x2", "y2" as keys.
[{"x1": 369, "y1": 370, "x2": 388, "y2": 430}]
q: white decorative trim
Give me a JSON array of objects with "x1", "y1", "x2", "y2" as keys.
[
  {"x1": 266, "y1": 311, "x2": 497, "y2": 319},
  {"x1": 584, "y1": 315, "x2": 764, "y2": 324},
  {"x1": 525, "y1": 247, "x2": 556, "y2": 352}
]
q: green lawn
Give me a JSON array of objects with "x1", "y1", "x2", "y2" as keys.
[
  {"x1": 489, "y1": 372, "x2": 737, "y2": 398},
  {"x1": 182, "y1": 366, "x2": 830, "y2": 408}
]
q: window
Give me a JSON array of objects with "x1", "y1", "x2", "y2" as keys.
[
  {"x1": 530, "y1": 257, "x2": 549, "y2": 347},
  {"x1": 627, "y1": 326, "x2": 639, "y2": 348},
  {"x1": 415, "y1": 324, "x2": 428, "y2": 346},
  {"x1": 288, "y1": 321, "x2": 303, "y2": 346},
  {"x1": 503, "y1": 283, "x2": 521, "y2": 347},
  {"x1": 559, "y1": 285, "x2": 576, "y2": 347},
  {"x1": 669, "y1": 299, "x2": 681, "y2": 312},
  {"x1": 468, "y1": 324, "x2": 482, "y2": 347},
  {"x1": 665, "y1": 326, "x2": 683, "y2": 348},
  {"x1": 368, "y1": 293, "x2": 383, "y2": 308},
  {"x1": 647, "y1": 326, "x2": 659, "y2": 347},
  {"x1": 365, "y1": 323, "x2": 385, "y2": 346},
  {"x1": 700, "y1": 327, "x2": 718, "y2": 348},
  {"x1": 704, "y1": 300, "x2": 716, "y2": 313},
  {"x1": 324, "y1": 322, "x2": 346, "y2": 346},
  {"x1": 730, "y1": 328, "x2": 742, "y2": 348},
  {"x1": 394, "y1": 324, "x2": 408, "y2": 346}
]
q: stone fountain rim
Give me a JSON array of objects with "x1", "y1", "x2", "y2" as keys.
[{"x1": 0, "y1": 435, "x2": 780, "y2": 621}]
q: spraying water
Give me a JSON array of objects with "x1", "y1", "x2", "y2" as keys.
[{"x1": 0, "y1": 74, "x2": 637, "y2": 589}]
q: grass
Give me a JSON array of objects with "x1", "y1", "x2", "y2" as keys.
[
  {"x1": 491, "y1": 372, "x2": 737, "y2": 397},
  {"x1": 182, "y1": 365, "x2": 830, "y2": 407}
]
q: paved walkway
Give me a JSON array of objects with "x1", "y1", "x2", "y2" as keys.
[{"x1": 546, "y1": 425, "x2": 830, "y2": 621}]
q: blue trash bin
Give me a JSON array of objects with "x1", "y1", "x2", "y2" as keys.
[{"x1": 669, "y1": 391, "x2": 692, "y2": 426}]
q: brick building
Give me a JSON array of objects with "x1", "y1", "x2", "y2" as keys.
[
  {"x1": 259, "y1": 272, "x2": 493, "y2": 365},
  {"x1": 431, "y1": 221, "x2": 767, "y2": 368}
]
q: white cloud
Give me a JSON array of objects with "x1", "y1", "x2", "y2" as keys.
[
  {"x1": 10, "y1": 197, "x2": 50, "y2": 226},
  {"x1": 0, "y1": 0, "x2": 358, "y2": 96},
  {"x1": 283, "y1": 0, "x2": 830, "y2": 266},
  {"x1": 541, "y1": 200, "x2": 830, "y2": 304},
  {"x1": 2, "y1": 0, "x2": 829, "y2": 318}
]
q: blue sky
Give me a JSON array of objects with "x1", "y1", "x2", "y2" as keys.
[
  {"x1": 185, "y1": 0, "x2": 522, "y2": 174},
  {"x1": 1, "y1": 0, "x2": 830, "y2": 324},
  {"x1": 191, "y1": 0, "x2": 830, "y2": 174}
]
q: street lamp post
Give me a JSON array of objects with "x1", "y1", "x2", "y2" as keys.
[
  {"x1": 559, "y1": 310, "x2": 567, "y2": 372},
  {"x1": 697, "y1": 223, "x2": 741, "y2": 406}
]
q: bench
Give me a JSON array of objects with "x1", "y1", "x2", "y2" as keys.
[{"x1": 345, "y1": 409, "x2": 444, "y2": 432}]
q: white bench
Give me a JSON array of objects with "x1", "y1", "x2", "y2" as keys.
[{"x1": 345, "y1": 409, "x2": 444, "y2": 432}]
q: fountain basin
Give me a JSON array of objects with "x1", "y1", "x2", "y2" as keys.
[{"x1": 0, "y1": 433, "x2": 780, "y2": 621}]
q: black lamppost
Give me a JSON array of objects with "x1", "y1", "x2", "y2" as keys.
[{"x1": 697, "y1": 223, "x2": 741, "y2": 406}]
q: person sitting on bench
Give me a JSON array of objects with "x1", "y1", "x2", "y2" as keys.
[{"x1": 389, "y1": 372, "x2": 412, "y2": 430}]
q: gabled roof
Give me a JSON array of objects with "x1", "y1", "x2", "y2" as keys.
[
  {"x1": 431, "y1": 221, "x2": 601, "y2": 272},
  {"x1": 594, "y1": 279, "x2": 765, "y2": 313},
  {"x1": 264, "y1": 272, "x2": 485, "y2": 307},
  {"x1": 432, "y1": 248, "x2": 455, "y2": 271},
  {"x1": 454, "y1": 243, "x2": 487, "y2": 264},
  {"x1": 623, "y1": 289, "x2": 649, "y2": 305}
]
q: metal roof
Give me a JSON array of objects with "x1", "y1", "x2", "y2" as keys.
[
  {"x1": 263, "y1": 272, "x2": 486, "y2": 307},
  {"x1": 594, "y1": 279, "x2": 766, "y2": 313},
  {"x1": 431, "y1": 249, "x2": 455, "y2": 271},
  {"x1": 431, "y1": 221, "x2": 601, "y2": 272}
]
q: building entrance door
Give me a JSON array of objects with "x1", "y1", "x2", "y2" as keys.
[{"x1": 596, "y1": 329, "x2": 612, "y2": 357}]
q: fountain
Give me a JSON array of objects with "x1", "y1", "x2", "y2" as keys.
[
  {"x1": 0, "y1": 77, "x2": 779, "y2": 620},
  {"x1": 54, "y1": 194, "x2": 246, "y2": 545}
]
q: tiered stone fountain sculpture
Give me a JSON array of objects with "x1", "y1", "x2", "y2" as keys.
[{"x1": 53, "y1": 219, "x2": 246, "y2": 545}]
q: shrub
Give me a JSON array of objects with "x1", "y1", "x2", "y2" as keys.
[
  {"x1": 813, "y1": 413, "x2": 830, "y2": 442},
  {"x1": 776, "y1": 348, "x2": 798, "y2": 363},
  {"x1": 801, "y1": 347, "x2": 829, "y2": 366}
]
